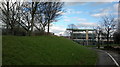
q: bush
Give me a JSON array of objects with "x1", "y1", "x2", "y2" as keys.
[{"x1": 2, "y1": 28, "x2": 27, "y2": 36}]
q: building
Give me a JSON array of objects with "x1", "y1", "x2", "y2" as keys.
[{"x1": 66, "y1": 29, "x2": 96, "y2": 45}]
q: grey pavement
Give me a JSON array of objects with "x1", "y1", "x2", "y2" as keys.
[
  {"x1": 105, "y1": 50, "x2": 120, "y2": 66},
  {"x1": 96, "y1": 49, "x2": 116, "y2": 67},
  {"x1": 90, "y1": 48, "x2": 119, "y2": 67}
]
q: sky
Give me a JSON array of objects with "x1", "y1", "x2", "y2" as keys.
[
  {"x1": 49, "y1": 2, "x2": 119, "y2": 36},
  {"x1": 0, "y1": 0, "x2": 119, "y2": 36}
]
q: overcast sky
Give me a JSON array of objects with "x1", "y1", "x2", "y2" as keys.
[{"x1": 49, "y1": 2, "x2": 119, "y2": 36}]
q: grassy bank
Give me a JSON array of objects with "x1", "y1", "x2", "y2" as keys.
[{"x1": 2, "y1": 36, "x2": 97, "y2": 65}]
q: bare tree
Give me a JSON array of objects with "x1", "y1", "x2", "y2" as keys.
[
  {"x1": 34, "y1": 2, "x2": 49, "y2": 34},
  {"x1": 21, "y1": 2, "x2": 64, "y2": 35},
  {"x1": 101, "y1": 15, "x2": 117, "y2": 45},
  {"x1": 0, "y1": 1, "x2": 20, "y2": 35},
  {"x1": 42, "y1": 2, "x2": 64, "y2": 34},
  {"x1": 0, "y1": 1, "x2": 10, "y2": 34},
  {"x1": 66, "y1": 24, "x2": 78, "y2": 39},
  {"x1": 0, "y1": 1, "x2": 64, "y2": 36},
  {"x1": 20, "y1": 2, "x2": 40, "y2": 35},
  {"x1": 95, "y1": 26, "x2": 103, "y2": 48}
]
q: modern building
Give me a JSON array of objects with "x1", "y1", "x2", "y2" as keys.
[{"x1": 66, "y1": 29, "x2": 96, "y2": 45}]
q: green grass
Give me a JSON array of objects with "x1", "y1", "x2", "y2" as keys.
[{"x1": 2, "y1": 36, "x2": 97, "y2": 65}]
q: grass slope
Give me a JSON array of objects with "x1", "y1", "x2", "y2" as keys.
[{"x1": 3, "y1": 36, "x2": 97, "y2": 65}]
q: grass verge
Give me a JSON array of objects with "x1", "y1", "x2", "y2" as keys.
[{"x1": 3, "y1": 36, "x2": 97, "y2": 65}]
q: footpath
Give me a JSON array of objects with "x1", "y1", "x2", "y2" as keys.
[{"x1": 90, "y1": 47, "x2": 120, "y2": 67}]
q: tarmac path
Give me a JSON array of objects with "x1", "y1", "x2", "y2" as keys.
[{"x1": 90, "y1": 48, "x2": 120, "y2": 67}]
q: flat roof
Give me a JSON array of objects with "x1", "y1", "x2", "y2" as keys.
[{"x1": 66, "y1": 29, "x2": 95, "y2": 31}]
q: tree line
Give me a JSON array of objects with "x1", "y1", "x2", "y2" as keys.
[{"x1": 0, "y1": 1, "x2": 64, "y2": 36}]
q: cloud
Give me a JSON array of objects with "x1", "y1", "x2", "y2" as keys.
[
  {"x1": 113, "y1": 3, "x2": 118, "y2": 10},
  {"x1": 111, "y1": 3, "x2": 119, "y2": 16},
  {"x1": 65, "y1": 2, "x2": 87, "y2": 6},
  {"x1": 76, "y1": 11, "x2": 81, "y2": 14},
  {"x1": 77, "y1": 18, "x2": 87, "y2": 21},
  {"x1": 90, "y1": 2, "x2": 110, "y2": 6},
  {"x1": 91, "y1": 8, "x2": 110, "y2": 17},
  {"x1": 63, "y1": 16, "x2": 69, "y2": 19},
  {"x1": 72, "y1": 17, "x2": 87, "y2": 21},
  {"x1": 76, "y1": 22, "x2": 98, "y2": 28},
  {"x1": 63, "y1": 16, "x2": 87, "y2": 22},
  {"x1": 50, "y1": 25, "x2": 66, "y2": 36},
  {"x1": 62, "y1": 16, "x2": 71, "y2": 22},
  {"x1": 64, "y1": 19, "x2": 70, "y2": 22},
  {"x1": 91, "y1": 13, "x2": 108, "y2": 17},
  {"x1": 91, "y1": 2, "x2": 119, "y2": 17},
  {"x1": 65, "y1": 9, "x2": 82, "y2": 15}
]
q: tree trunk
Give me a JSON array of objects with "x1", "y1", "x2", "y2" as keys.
[
  {"x1": 107, "y1": 29, "x2": 109, "y2": 46},
  {"x1": 47, "y1": 22, "x2": 50, "y2": 35},
  {"x1": 30, "y1": 2, "x2": 34, "y2": 36},
  {"x1": 27, "y1": 30, "x2": 31, "y2": 36},
  {"x1": 30, "y1": 2, "x2": 38, "y2": 36},
  {"x1": 6, "y1": 2, "x2": 9, "y2": 35},
  {"x1": 98, "y1": 33, "x2": 100, "y2": 48}
]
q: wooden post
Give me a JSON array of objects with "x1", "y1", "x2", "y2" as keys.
[{"x1": 86, "y1": 30, "x2": 88, "y2": 45}]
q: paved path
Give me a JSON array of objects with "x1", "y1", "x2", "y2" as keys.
[
  {"x1": 104, "y1": 50, "x2": 120, "y2": 66},
  {"x1": 90, "y1": 48, "x2": 120, "y2": 67}
]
